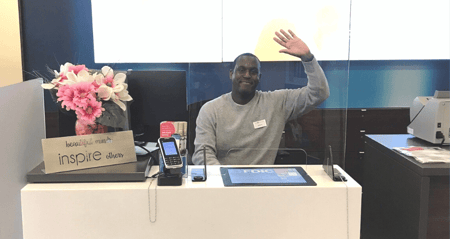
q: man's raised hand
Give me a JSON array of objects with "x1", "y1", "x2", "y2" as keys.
[{"x1": 273, "y1": 29, "x2": 313, "y2": 61}]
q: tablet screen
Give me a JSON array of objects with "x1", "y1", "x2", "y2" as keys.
[{"x1": 220, "y1": 167, "x2": 316, "y2": 186}]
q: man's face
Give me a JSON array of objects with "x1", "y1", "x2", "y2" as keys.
[{"x1": 229, "y1": 55, "x2": 261, "y2": 97}]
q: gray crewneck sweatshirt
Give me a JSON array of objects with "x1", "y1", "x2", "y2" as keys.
[{"x1": 192, "y1": 58, "x2": 329, "y2": 165}]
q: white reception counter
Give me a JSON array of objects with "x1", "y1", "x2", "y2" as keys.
[{"x1": 21, "y1": 165, "x2": 361, "y2": 239}]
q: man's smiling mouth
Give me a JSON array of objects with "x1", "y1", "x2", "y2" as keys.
[{"x1": 240, "y1": 81, "x2": 253, "y2": 85}]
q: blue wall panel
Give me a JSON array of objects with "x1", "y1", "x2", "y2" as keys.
[{"x1": 348, "y1": 60, "x2": 449, "y2": 108}]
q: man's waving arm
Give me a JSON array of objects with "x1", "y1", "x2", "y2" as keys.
[{"x1": 274, "y1": 29, "x2": 330, "y2": 120}]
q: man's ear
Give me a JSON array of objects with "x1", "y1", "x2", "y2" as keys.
[{"x1": 229, "y1": 69, "x2": 233, "y2": 80}]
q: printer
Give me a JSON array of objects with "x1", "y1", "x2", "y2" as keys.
[{"x1": 407, "y1": 91, "x2": 450, "y2": 145}]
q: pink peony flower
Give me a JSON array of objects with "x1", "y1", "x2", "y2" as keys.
[
  {"x1": 75, "y1": 99, "x2": 104, "y2": 124},
  {"x1": 72, "y1": 82, "x2": 97, "y2": 108},
  {"x1": 56, "y1": 85, "x2": 77, "y2": 111},
  {"x1": 68, "y1": 64, "x2": 89, "y2": 75},
  {"x1": 75, "y1": 121, "x2": 108, "y2": 135}
]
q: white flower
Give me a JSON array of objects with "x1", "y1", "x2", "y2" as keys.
[
  {"x1": 97, "y1": 83, "x2": 133, "y2": 111},
  {"x1": 65, "y1": 70, "x2": 96, "y2": 85},
  {"x1": 97, "y1": 84, "x2": 114, "y2": 101},
  {"x1": 111, "y1": 83, "x2": 133, "y2": 111},
  {"x1": 41, "y1": 82, "x2": 56, "y2": 89},
  {"x1": 96, "y1": 66, "x2": 128, "y2": 101},
  {"x1": 42, "y1": 62, "x2": 93, "y2": 89}
]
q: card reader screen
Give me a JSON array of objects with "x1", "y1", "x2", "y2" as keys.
[{"x1": 162, "y1": 142, "x2": 178, "y2": 156}]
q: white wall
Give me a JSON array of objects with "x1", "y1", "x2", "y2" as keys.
[
  {"x1": 92, "y1": 0, "x2": 449, "y2": 63},
  {"x1": 0, "y1": 0, "x2": 23, "y2": 87}
]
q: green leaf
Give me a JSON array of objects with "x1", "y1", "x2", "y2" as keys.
[{"x1": 96, "y1": 101, "x2": 127, "y2": 128}]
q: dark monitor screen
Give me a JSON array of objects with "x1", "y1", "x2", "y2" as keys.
[{"x1": 127, "y1": 71, "x2": 188, "y2": 143}]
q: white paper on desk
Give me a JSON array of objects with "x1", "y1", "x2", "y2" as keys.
[{"x1": 393, "y1": 147, "x2": 450, "y2": 164}]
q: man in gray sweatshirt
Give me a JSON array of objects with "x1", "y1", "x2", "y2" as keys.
[{"x1": 192, "y1": 29, "x2": 330, "y2": 165}]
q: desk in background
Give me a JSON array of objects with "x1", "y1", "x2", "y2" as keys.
[
  {"x1": 362, "y1": 134, "x2": 450, "y2": 239},
  {"x1": 21, "y1": 165, "x2": 361, "y2": 239}
]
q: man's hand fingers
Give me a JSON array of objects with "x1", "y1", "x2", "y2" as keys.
[
  {"x1": 288, "y1": 30, "x2": 298, "y2": 39},
  {"x1": 275, "y1": 31, "x2": 288, "y2": 42},
  {"x1": 273, "y1": 36, "x2": 286, "y2": 47},
  {"x1": 274, "y1": 29, "x2": 310, "y2": 58},
  {"x1": 280, "y1": 29, "x2": 292, "y2": 40}
]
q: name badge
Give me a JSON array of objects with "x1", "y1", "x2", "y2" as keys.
[{"x1": 253, "y1": 119, "x2": 267, "y2": 129}]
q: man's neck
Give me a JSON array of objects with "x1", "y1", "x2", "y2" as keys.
[{"x1": 231, "y1": 91, "x2": 255, "y2": 105}]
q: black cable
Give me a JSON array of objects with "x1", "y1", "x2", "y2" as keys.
[
  {"x1": 436, "y1": 131, "x2": 446, "y2": 147},
  {"x1": 138, "y1": 145, "x2": 152, "y2": 154},
  {"x1": 409, "y1": 104, "x2": 426, "y2": 124},
  {"x1": 150, "y1": 172, "x2": 164, "y2": 178},
  {"x1": 135, "y1": 142, "x2": 158, "y2": 162}
]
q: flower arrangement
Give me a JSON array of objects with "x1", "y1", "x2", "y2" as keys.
[{"x1": 41, "y1": 62, "x2": 132, "y2": 134}]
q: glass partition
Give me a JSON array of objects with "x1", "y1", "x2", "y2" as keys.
[{"x1": 187, "y1": 40, "x2": 350, "y2": 169}]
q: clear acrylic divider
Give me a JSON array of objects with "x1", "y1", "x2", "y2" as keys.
[
  {"x1": 187, "y1": 63, "x2": 350, "y2": 171},
  {"x1": 186, "y1": 1, "x2": 351, "y2": 175},
  {"x1": 225, "y1": 147, "x2": 310, "y2": 170},
  {"x1": 186, "y1": 9, "x2": 352, "y2": 232}
]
